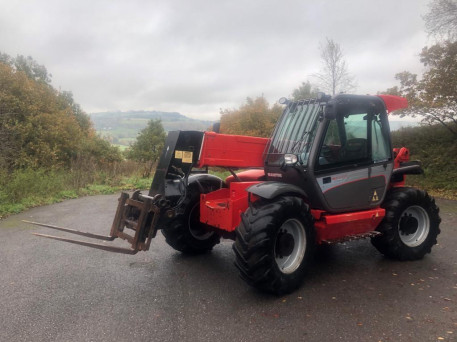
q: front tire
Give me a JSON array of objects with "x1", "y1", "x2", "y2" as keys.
[
  {"x1": 162, "y1": 186, "x2": 220, "y2": 254},
  {"x1": 371, "y1": 187, "x2": 441, "y2": 260},
  {"x1": 233, "y1": 196, "x2": 315, "y2": 295}
]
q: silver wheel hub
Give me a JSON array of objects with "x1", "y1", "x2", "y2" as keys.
[
  {"x1": 274, "y1": 218, "x2": 306, "y2": 274},
  {"x1": 398, "y1": 205, "x2": 430, "y2": 247}
]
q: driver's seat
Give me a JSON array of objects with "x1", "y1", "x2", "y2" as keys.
[{"x1": 339, "y1": 138, "x2": 367, "y2": 162}]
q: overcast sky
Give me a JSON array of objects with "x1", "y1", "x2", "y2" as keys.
[{"x1": 1, "y1": 0, "x2": 433, "y2": 120}]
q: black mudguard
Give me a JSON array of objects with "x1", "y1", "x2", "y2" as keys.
[
  {"x1": 392, "y1": 161, "x2": 424, "y2": 176},
  {"x1": 247, "y1": 181, "x2": 307, "y2": 200},
  {"x1": 188, "y1": 174, "x2": 224, "y2": 192},
  {"x1": 391, "y1": 161, "x2": 423, "y2": 183}
]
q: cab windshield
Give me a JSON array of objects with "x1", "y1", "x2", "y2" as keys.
[{"x1": 265, "y1": 99, "x2": 322, "y2": 166}]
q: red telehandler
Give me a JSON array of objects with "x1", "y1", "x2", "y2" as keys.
[{"x1": 26, "y1": 93, "x2": 441, "y2": 294}]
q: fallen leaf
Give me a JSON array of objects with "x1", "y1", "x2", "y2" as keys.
[
  {"x1": 437, "y1": 337, "x2": 444, "y2": 340},
  {"x1": 297, "y1": 296, "x2": 303, "y2": 300},
  {"x1": 392, "y1": 273, "x2": 398, "y2": 276}
]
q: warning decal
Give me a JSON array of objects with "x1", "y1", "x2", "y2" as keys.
[
  {"x1": 182, "y1": 151, "x2": 193, "y2": 163},
  {"x1": 175, "y1": 150, "x2": 183, "y2": 159},
  {"x1": 372, "y1": 190, "x2": 379, "y2": 202}
]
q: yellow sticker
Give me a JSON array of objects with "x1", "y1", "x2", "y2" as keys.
[
  {"x1": 175, "y1": 150, "x2": 183, "y2": 159},
  {"x1": 182, "y1": 151, "x2": 193, "y2": 163},
  {"x1": 372, "y1": 190, "x2": 379, "y2": 202}
]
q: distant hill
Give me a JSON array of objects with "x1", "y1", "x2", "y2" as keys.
[{"x1": 89, "y1": 110, "x2": 214, "y2": 146}]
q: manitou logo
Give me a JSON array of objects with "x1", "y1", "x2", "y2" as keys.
[{"x1": 267, "y1": 173, "x2": 283, "y2": 178}]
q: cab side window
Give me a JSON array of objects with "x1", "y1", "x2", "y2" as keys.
[
  {"x1": 371, "y1": 114, "x2": 390, "y2": 162},
  {"x1": 318, "y1": 113, "x2": 369, "y2": 168}
]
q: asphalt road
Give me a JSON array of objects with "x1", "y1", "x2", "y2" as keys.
[{"x1": 0, "y1": 194, "x2": 456, "y2": 342}]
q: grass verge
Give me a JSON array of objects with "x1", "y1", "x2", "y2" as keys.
[{"x1": 0, "y1": 169, "x2": 152, "y2": 219}]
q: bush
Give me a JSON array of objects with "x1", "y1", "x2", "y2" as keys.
[{"x1": 391, "y1": 123, "x2": 457, "y2": 198}]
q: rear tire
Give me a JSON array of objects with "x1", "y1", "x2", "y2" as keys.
[
  {"x1": 233, "y1": 196, "x2": 315, "y2": 295},
  {"x1": 162, "y1": 186, "x2": 220, "y2": 254},
  {"x1": 371, "y1": 187, "x2": 441, "y2": 260}
]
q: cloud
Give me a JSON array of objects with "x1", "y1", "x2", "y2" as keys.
[{"x1": 0, "y1": 0, "x2": 431, "y2": 120}]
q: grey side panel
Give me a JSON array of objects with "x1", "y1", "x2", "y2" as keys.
[
  {"x1": 317, "y1": 168, "x2": 370, "y2": 210},
  {"x1": 370, "y1": 163, "x2": 393, "y2": 205},
  {"x1": 316, "y1": 163, "x2": 392, "y2": 211},
  {"x1": 316, "y1": 168, "x2": 368, "y2": 193},
  {"x1": 247, "y1": 182, "x2": 307, "y2": 200}
]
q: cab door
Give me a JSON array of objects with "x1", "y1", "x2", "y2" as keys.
[{"x1": 314, "y1": 111, "x2": 392, "y2": 212}]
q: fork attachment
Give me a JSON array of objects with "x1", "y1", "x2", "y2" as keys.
[
  {"x1": 109, "y1": 191, "x2": 162, "y2": 252},
  {"x1": 27, "y1": 191, "x2": 164, "y2": 254}
]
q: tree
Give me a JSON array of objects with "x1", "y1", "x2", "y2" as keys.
[
  {"x1": 11, "y1": 55, "x2": 52, "y2": 84},
  {"x1": 126, "y1": 119, "x2": 166, "y2": 177},
  {"x1": 312, "y1": 38, "x2": 355, "y2": 95},
  {"x1": 384, "y1": 41, "x2": 457, "y2": 137},
  {"x1": 220, "y1": 96, "x2": 282, "y2": 137},
  {"x1": 291, "y1": 81, "x2": 319, "y2": 101},
  {"x1": 57, "y1": 91, "x2": 92, "y2": 133},
  {"x1": 424, "y1": 0, "x2": 457, "y2": 41},
  {"x1": 0, "y1": 52, "x2": 121, "y2": 171}
]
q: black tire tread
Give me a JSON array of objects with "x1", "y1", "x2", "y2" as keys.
[
  {"x1": 233, "y1": 196, "x2": 314, "y2": 295},
  {"x1": 162, "y1": 187, "x2": 220, "y2": 254},
  {"x1": 371, "y1": 187, "x2": 441, "y2": 260}
]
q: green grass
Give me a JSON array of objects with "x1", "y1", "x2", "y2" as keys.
[
  {"x1": 0, "y1": 169, "x2": 152, "y2": 219},
  {"x1": 208, "y1": 168, "x2": 231, "y2": 180},
  {"x1": 0, "y1": 166, "x2": 229, "y2": 220}
]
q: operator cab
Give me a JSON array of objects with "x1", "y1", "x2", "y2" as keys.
[{"x1": 264, "y1": 94, "x2": 393, "y2": 213}]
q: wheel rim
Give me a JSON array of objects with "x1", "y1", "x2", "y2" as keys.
[
  {"x1": 274, "y1": 218, "x2": 306, "y2": 274},
  {"x1": 398, "y1": 205, "x2": 430, "y2": 247},
  {"x1": 188, "y1": 203, "x2": 214, "y2": 240}
]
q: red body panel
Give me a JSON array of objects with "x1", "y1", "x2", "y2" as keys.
[
  {"x1": 391, "y1": 147, "x2": 411, "y2": 188},
  {"x1": 200, "y1": 176, "x2": 386, "y2": 241},
  {"x1": 198, "y1": 132, "x2": 269, "y2": 168},
  {"x1": 200, "y1": 181, "x2": 260, "y2": 232},
  {"x1": 312, "y1": 208, "x2": 385, "y2": 243},
  {"x1": 225, "y1": 169, "x2": 265, "y2": 186},
  {"x1": 377, "y1": 95, "x2": 408, "y2": 113}
]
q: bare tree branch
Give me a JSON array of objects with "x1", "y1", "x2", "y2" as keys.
[
  {"x1": 424, "y1": 0, "x2": 457, "y2": 41},
  {"x1": 311, "y1": 38, "x2": 356, "y2": 95}
]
